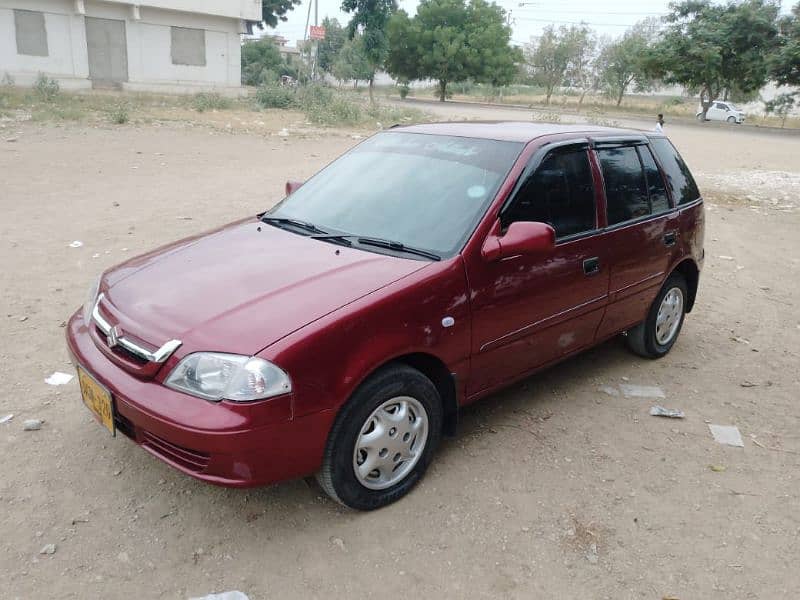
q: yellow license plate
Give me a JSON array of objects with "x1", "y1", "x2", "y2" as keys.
[{"x1": 78, "y1": 367, "x2": 115, "y2": 436}]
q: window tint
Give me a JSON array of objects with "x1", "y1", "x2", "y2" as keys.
[
  {"x1": 504, "y1": 148, "x2": 596, "y2": 239},
  {"x1": 171, "y1": 27, "x2": 206, "y2": 66},
  {"x1": 14, "y1": 10, "x2": 48, "y2": 57},
  {"x1": 639, "y1": 146, "x2": 670, "y2": 213},
  {"x1": 597, "y1": 146, "x2": 648, "y2": 225},
  {"x1": 650, "y1": 138, "x2": 700, "y2": 205},
  {"x1": 714, "y1": 102, "x2": 726, "y2": 109}
]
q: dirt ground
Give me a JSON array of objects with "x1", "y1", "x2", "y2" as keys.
[{"x1": 1, "y1": 105, "x2": 799, "y2": 600}]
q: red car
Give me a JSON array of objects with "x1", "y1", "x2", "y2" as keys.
[{"x1": 67, "y1": 122, "x2": 704, "y2": 510}]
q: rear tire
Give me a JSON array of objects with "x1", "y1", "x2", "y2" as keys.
[
  {"x1": 316, "y1": 364, "x2": 442, "y2": 510},
  {"x1": 626, "y1": 273, "x2": 688, "y2": 359},
  {"x1": 696, "y1": 113, "x2": 705, "y2": 121}
]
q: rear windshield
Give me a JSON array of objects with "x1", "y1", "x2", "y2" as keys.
[{"x1": 650, "y1": 138, "x2": 701, "y2": 205}]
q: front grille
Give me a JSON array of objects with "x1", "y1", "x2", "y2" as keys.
[
  {"x1": 141, "y1": 431, "x2": 211, "y2": 473},
  {"x1": 94, "y1": 325, "x2": 148, "y2": 366}
]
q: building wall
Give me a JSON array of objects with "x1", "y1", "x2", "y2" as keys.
[{"x1": 0, "y1": 0, "x2": 246, "y2": 93}]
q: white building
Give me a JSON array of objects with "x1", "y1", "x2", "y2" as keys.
[{"x1": 0, "y1": 0, "x2": 261, "y2": 94}]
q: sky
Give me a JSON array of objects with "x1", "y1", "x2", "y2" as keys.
[{"x1": 268, "y1": 0, "x2": 794, "y2": 47}]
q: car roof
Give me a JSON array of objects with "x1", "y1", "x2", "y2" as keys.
[{"x1": 390, "y1": 121, "x2": 647, "y2": 143}]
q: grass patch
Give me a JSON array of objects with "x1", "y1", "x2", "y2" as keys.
[
  {"x1": 192, "y1": 92, "x2": 231, "y2": 113},
  {"x1": 108, "y1": 102, "x2": 130, "y2": 124},
  {"x1": 255, "y1": 84, "x2": 426, "y2": 128}
]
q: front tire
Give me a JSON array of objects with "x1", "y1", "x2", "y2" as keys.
[
  {"x1": 727, "y1": 116, "x2": 736, "y2": 124},
  {"x1": 316, "y1": 364, "x2": 443, "y2": 510},
  {"x1": 626, "y1": 273, "x2": 688, "y2": 359}
]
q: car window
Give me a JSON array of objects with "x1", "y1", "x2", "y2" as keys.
[
  {"x1": 649, "y1": 138, "x2": 701, "y2": 205},
  {"x1": 715, "y1": 102, "x2": 727, "y2": 110},
  {"x1": 597, "y1": 146, "x2": 649, "y2": 225},
  {"x1": 503, "y1": 147, "x2": 596, "y2": 239},
  {"x1": 639, "y1": 146, "x2": 670, "y2": 213}
]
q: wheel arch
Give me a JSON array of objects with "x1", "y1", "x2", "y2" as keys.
[
  {"x1": 672, "y1": 258, "x2": 700, "y2": 313},
  {"x1": 383, "y1": 353, "x2": 459, "y2": 437}
]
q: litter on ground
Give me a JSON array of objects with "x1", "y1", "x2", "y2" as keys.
[
  {"x1": 190, "y1": 592, "x2": 249, "y2": 600},
  {"x1": 45, "y1": 372, "x2": 73, "y2": 386},
  {"x1": 620, "y1": 384, "x2": 666, "y2": 399},
  {"x1": 709, "y1": 424, "x2": 745, "y2": 448},
  {"x1": 68, "y1": 241, "x2": 83, "y2": 248},
  {"x1": 649, "y1": 405, "x2": 685, "y2": 419},
  {"x1": 0, "y1": 414, "x2": 13, "y2": 424},
  {"x1": 24, "y1": 419, "x2": 44, "y2": 431},
  {"x1": 597, "y1": 385, "x2": 619, "y2": 396}
]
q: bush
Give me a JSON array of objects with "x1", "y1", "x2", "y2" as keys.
[
  {"x1": 255, "y1": 83, "x2": 296, "y2": 109},
  {"x1": 398, "y1": 82, "x2": 410, "y2": 99},
  {"x1": 1, "y1": 72, "x2": 14, "y2": 87},
  {"x1": 109, "y1": 102, "x2": 129, "y2": 124},
  {"x1": 34, "y1": 73, "x2": 59, "y2": 102},
  {"x1": 193, "y1": 92, "x2": 231, "y2": 112}
]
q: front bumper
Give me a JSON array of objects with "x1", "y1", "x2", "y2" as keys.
[{"x1": 66, "y1": 311, "x2": 334, "y2": 487}]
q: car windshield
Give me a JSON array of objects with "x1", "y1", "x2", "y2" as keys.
[{"x1": 266, "y1": 132, "x2": 524, "y2": 258}]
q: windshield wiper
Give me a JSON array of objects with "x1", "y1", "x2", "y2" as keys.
[
  {"x1": 356, "y1": 237, "x2": 441, "y2": 261},
  {"x1": 261, "y1": 216, "x2": 327, "y2": 235},
  {"x1": 312, "y1": 233, "x2": 440, "y2": 261}
]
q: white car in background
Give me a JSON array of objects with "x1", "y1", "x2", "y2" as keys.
[{"x1": 696, "y1": 101, "x2": 746, "y2": 124}]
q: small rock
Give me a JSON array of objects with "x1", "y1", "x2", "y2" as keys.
[
  {"x1": 68, "y1": 241, "x2": 83, "y2": 248},
  {"x1": 330, "y1": 536, "x2": 346, "y2": 551},
  {"x1": 709, "y1": 465, "x2": 726, "y2": 472},
  {"x1": 24, "y1": 419, "x2": 44, "y2": 431},
  {"x1": 39, "y1": 544, "x2": 56, "y2": 555},
  {"x1": 19, "y1": 315, "x2": 28, "y2": 322},
  {"x1": 586, "y1": 543, "x2": 598, "y2": 564},
  {"x1": 6, "y1": 137, "x2": 18, "y2": 143}
]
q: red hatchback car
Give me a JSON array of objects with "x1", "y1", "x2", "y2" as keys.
[{"x1": 67, "y1": 122, "x2": 704, "y2": 510}]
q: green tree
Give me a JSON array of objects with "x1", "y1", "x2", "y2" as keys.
[
  {"x1": 772, "y1": 3, "x2": 800, "y2": 87},
  {"x1": 257, "y1": 0, "x2": 301, "y2": 28},
  {"x1": 332, "y1": 36, "x2": 374, "y2": 88},
  {"x1": 645, "y1": 0, "x2": 779, "y2": 120},
  {"x1": 241, "y1": 38, "x2": 295, "y2": 86},
  {"x1": 386, "y1": 0, "x2": 520, "y2": 102},
  {"x1": 764, "y1": 92, "x2": 796, "y2": 127},
  {"x1": 564, "y1": 27, "x2": 598, "y2": 108},
  {"x1": 341, "y1": 0, "x2": 398, "y2": 102},
  {"x1": 597, "y1": 23, "x2": 654, "y2": 107},
  {"x1": 525, "y1": 25, "x2": 585, "y2": 105},
  {"x1": 318, "y1": 18, "x2": 347, "y2": 75}
]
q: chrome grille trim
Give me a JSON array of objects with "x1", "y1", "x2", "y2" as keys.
[{"x1": 92, "y1": 293, "x2": 182, "y2": 364}]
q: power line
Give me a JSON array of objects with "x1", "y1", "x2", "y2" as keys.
[{"x1": 514, "y1": 16, "x2": 652, "y2": 27}]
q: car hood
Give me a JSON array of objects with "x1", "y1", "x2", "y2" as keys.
[{"x1": 101, "y1": 219, "x2": 427, "y2": 356}]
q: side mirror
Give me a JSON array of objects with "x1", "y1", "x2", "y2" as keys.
[
  {"x1": 285, "y1": 180, "x2": 304, "y2": 196},
  {"x1": 482, "y1": 221, "x2": 555, "y2": 262}
]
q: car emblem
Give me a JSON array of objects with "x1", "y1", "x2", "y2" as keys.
[{"x1": 106, "y1": 325, "x2": 122, "y2": 349}]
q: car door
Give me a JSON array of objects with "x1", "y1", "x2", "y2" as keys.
[
  {"x1": 708, "y1": 102, "x2": 726, "y2": 121},
  {"x1": 593, "y1": 140, "x2": 679, "y2": 339},
  {"x1": 465, "y1": 141, "x2": 610, "y2": 397}
]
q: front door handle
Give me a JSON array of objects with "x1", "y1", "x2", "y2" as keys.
[
  {"x1": 583, "y1": 257, "x2": 601, "y2": 276},
  {"x1": 663, "y1": 230, "x2": 678, "y2": 247}
]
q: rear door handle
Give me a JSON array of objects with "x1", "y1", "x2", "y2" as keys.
[
  {"x1": 663, "y1": 231, "x2": 678, "y2": 247},
  {"x1": 583, "y1": 257, "x2": 600, "y2": 276}
]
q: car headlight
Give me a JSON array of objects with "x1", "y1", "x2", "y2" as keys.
[
  {"x1": 83, "y1": 275, "x2": 101, "y2": 325},
  {"x1": 164, "y1": 352, "x2": 292, "y2": 402}
]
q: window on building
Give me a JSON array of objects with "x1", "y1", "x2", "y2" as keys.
[
  {"x1": 597, "y1": 146, "x2": 649, "y2": 225},
  {"x1": 171, "y1": 27, "x2": 206, "y2": 66},
  {"x1": 14, "y1": 10, "x2": 49, "y2": 57},
  {"x1": 504, "y1": 147, "x2": 596, "y2": 239}
]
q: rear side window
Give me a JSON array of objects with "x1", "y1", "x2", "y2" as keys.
[
  {"x1": 504, "y1": 147, "x2": 596, "y2": 239},
  {"x1": 597, "y1": 146, "x2": 648, "y2": 225},
  {"x1": 639, "y1": 146, "x2": 670, "y2": 213},
  {"x1": 650, "y1": 138, "x2": 700, "y2": 205}
]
